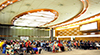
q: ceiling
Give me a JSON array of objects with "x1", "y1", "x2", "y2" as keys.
[{"x1": 0, "y1": 0, "x2": 100, "y2": 28}]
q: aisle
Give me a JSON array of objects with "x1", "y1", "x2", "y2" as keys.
[{"x1": 35, "y1": 49, "x2": 100, "y2": 55}]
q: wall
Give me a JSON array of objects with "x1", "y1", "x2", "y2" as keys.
[
  {"x1": 0, "y1": 27, "x2": 49, "y2": 40},
  {"x1": 0, "y1": 27, "x2": 49, "y2": 36},
  {"x1": 55, "y1": 27, "x2": 100, "y2": 41},
  {"x1": 0, "y1": 37, "x2": 50, "y2": 40}
]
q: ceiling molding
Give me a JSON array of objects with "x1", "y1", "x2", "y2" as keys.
[
  {"x1": 0, "y1": 0, "x2": 20, "y2": 11},
  {"x1": 48, "y1": 0, "x2": 89, "y2": 28},
  {"x1": 55, "y1": 13, "x2": 100, "y2": 29}
]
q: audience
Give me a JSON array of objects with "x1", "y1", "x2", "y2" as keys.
[
  {"x1": 0, "y1": 39, "x2": 100, "y2": 55},
  {"x1": 73, "y1": 40, "x2": 100, "y2": 50}
]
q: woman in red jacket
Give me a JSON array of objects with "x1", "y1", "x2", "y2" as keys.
[
  {"x1": 58, "y1": 41, "x2": 65, "y2": 52},
  {"x1": 25, "y1": 40, "x2": 32, "y2": 53}
]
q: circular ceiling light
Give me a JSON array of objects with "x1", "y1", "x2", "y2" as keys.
[{"x1": 12, "y1": 9, "x2": 59, "y2": 27}]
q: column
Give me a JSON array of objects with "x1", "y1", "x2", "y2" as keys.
[{"x1": 50, "y1": 28, "x2": 53, "y2": 41}]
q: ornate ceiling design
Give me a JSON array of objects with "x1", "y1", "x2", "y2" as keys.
[
  {"x1": 12, "y1": 9, "x2": 58, "y2": 27},
  {"x1": 48, "y1": 0, "x2": 89, "y2": 28},
  {"x1": 0, "y1": 0, "x2": 100, "y2": 28},
  {"x1": 0, "y1": 0, "x2": 20, "y2": 11}
]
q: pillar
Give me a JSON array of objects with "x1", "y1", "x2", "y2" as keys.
[{"x1": 50, "y1": 28, "x2": 53, "y2": 41}]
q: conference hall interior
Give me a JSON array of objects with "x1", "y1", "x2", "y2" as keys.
[{"x1": 0, "y1": 0, "x2": 100, "y2": 55}]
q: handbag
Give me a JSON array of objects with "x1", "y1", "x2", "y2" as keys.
[{"x1": 58, "y1": 48, "x2": 61, "y2": 52}]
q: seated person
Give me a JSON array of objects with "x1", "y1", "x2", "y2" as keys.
[
  {"x1": 0, "y1": 40, "x2": 5, "y2": 51},
  {"x1": 45, "y1": 41, "x2": 50, "y2": 51},
  {"x1": 95, "y1": 41, "x2": 100, "y2": 49},
  {"x1": 14, "y1": 41, "x2": 20, "y2": 54},
  {"x1": 6, "y1": 42, "x2": 14, "y2": 55},
  {"x1": 53, "y1": 41, "x2": 59, "y2": 52},
  {"x1": 49, "y1": 41, "x2": 54, "y2": 52},
  {"x1": 58, "y1": 41, "x2": 65, "y2": 52},
  {"x1": 2, "y1": 41, "x2": 7, "y2": 54},
  {"x1": 32, "y1": 42, "x2": 38, "y2": 54},
  {"x1": 20, "y1": 41, "x2": 26, "y2": 51},
  {"x1": 63, "y1": 41, "x2": 68, "y2": 51},
  {"x1": 36, "y1": 41, "x2": 42, "y2": 54},
  {"x1": 25, "y1": 40, "x2": 32, "y2": 53}
]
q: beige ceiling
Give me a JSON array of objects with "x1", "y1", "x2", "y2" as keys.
[
  {"x1": 70, "y1": 0, "x2": 100, "y2": 22},
  {"x1": 0, "y1": 0, "x2": 100, "y2": 27},
  {"x1": 0, "y1": 0, "x2": 6, "y2": 4}
]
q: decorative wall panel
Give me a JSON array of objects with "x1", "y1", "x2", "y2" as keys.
[{"x1": 56, "y1": 27, "x2": 100, "y2": 36}]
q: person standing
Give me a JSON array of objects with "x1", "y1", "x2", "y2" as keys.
[{"x1": 2, "y1": 41, "x2": 7, "y2": 54}]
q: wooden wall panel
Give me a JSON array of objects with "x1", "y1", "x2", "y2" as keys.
[
  {"x1": 98, "y1": 20, "x2": 100, "y2": 30},
  {"x1": 58, "y1": 38, "x2": 71, "y2": 41},
  {"x1": 75, "y1": 37, "x2": 100, "y2": 41},
  {"x1": 56, "y1": 27, "x2": 100, "y2": 36},
  {"x1": 56, "y1": 20, "x2": 100, "y2": 37},
  {"x1": 0, "y1": 35, "x2": 12, "y2": 37}
]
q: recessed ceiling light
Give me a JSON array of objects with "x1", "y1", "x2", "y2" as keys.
[
  {"x1": 37, "y1": 11, "x2": 39, "y2": 12},
  {"x1": 4, "y1": 5, "x2": 7, "y2": 7},
  {"x1": 41, "y1": 10, "x2": 44, "y2": 12},
  {"x1": 26, "y1": 4, "x2": 31, "y2": 6},
  {"x1": 66, "y1": 13, "x2": 69, "y2": 14},
  {"x1": 28, "y1": 12, "x2": 31, "y2": 14},
  {"x1": 10, "y1": 11, "x2": 15, "y2": 13},
  {"x1": 81, "y1": 0, "x2": 85, "y2": 1},
  {"x1": 10, "y1": 2, "x2": 13, "y2": 4},
  {"x1": 73, "y1": 3, "x2": 76, "y2": 5},
  {"x1": 2, "y1": 4, "x2": 4, "y2": 6},
  {"x1": 90, "y1": 12, "x2": 92, "y2": 14},
  {"x1": 59, "y1": 4, "x2": 63, "y2": 6},
  {"x1": 7, "y1": 1, "x2": 10, "y2": 3},
  {"x1": 15, "y1": 17, "x2": 18, "y2": 18}
]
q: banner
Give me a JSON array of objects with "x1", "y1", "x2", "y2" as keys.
[{"x1": 20, "y1": 37, "x2": 29, "y2": 40}]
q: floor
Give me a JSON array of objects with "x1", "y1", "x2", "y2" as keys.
[
  {"x1": 0, "y1": 49, "x2": 100, "y2": 55},
  {"x1": 39, "y1": 49, "x2": 100, "y2": 55}
]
